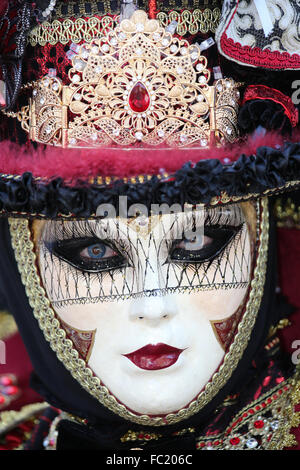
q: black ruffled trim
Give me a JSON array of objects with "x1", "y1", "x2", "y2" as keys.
[
  {"x1": 0, "y1": 142, "x2": 299, "y2": 218},
  {"x1": 238, "y1": 99, "x2": 292, "y2": 136}
]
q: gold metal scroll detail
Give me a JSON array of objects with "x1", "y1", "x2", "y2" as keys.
[
  {"x1": 8, "y1": 197, "x2": 268, "y2": 426},
  {"x1": 19, "y1": 10, "x2": 240, "y2": 149}
]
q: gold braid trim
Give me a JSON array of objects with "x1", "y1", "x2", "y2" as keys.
[
  {"x1": 28, "y1": 8, "x2": 221, "y2": 47},
  {"x1": 0, "y1": 402, "x2": 48, "y2": 436}
]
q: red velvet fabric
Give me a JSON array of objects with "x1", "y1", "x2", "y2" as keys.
[{"x1": 277, "y1": 227, "x2": 300, "y2": 450}]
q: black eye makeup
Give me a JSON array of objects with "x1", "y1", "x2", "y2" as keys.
[
  {"x1": 46, "y1": 237, "x2": 127, "y2": 273},
  {"x1": 38, "y1": 203, "x2": 253, "y2": 305},
  {"x1": 170, "y1": 224, "x2": 243, "y2": 264}
]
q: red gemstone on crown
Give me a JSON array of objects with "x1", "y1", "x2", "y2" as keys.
[
  {"x1": 128, "y1": 82, "x2": 150, "y2": 113},
  {"x1": 254, "y1": 420, "x2": 264, "y2": 429},
  {"x1": 229, "y1": 437, "x2": 240, "y2": 446}
]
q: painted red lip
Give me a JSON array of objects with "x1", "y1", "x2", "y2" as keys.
[{"x1": 124, "y1": 343, "x2": 185, "y2": 370}]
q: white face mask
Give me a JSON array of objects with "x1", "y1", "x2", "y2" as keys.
[{"x1": 34, "y1": 202, "x2": 256, "y2": 415}]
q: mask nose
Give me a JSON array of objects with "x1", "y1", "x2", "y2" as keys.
[{"x1": 129, "y1": 294, "x2": 178, "y2": 325}]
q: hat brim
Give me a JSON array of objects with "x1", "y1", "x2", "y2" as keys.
[{"x1": 0, "y1": 137, "x2": 299, "y2": 219}]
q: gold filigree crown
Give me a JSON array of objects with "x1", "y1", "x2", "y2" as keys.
[{"x1": 18, "y1": 10, "x2": 240, "y2": 149}]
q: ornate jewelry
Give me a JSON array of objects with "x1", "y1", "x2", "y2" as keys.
[{"x1": 19, "y1": 10, "x2": 240, "y2": 149}]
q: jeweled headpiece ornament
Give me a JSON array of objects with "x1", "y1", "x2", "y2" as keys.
[{"x1": 17, "y1": 10, "x2": 240, "y2": 148}]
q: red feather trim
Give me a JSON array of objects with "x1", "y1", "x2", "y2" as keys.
[{"x1": 0, "y1": 133, "x2": 293, "y2": 180}]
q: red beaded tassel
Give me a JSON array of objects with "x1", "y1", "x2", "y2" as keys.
[{"x1": 148, "y1": 0, "x2": 157, "y2": 19}]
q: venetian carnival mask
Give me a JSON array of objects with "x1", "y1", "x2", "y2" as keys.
[{"x1": 8, "y1": 197, "x2": 268, "y2": 424}]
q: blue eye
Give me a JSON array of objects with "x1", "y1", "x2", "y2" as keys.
[
  {"x1": 80, "y1": 242, "x2": 118, "y2": 261},
  {"x1": 49, "y1": 237, "x2": 127, "y2": 273},
  {"x1": 85, "y1": 243, "x2": 106, "y2": 259}
]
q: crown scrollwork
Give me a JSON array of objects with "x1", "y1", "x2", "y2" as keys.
[{"x1": 19, "y1": 10, "x2": 241, "y2": 149}]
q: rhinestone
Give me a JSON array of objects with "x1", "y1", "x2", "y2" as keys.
[
  {"x1": 101, "y1": 44, "x2": 109, "y2": 53},
  {"x1": 191, "y1": 51, "x2": 198, "y2": 60},
  {"x1": 70, "y1": 43, "x2": 80, "y2": 53},
  {"x1": 197, "y1": 94, "x2": 204, "y2": 102},
  {"x1": 166, "y1": 20, "x2": 177, "y2": 34},
  {"x1": 200, "y1": 138, "x2": 207, "y2": 146},
  {"x1": 74, "y1": 60, "x2": 85, "y2": 71},
  {"x1": 226, "y1": 128, "x2": 233, "y2": 135},
  {"x1": 135, "y1": 131, "x2": 143, "y2": 140},
  {"x1": 33, "y1": 89, "x2": 37, "y2": 96},
  {"x1": 180, "y1": 47, "x2": 188, "y2": 55},
  {"x1": 236, "y1": 91, "x2": 240, "y2": 98},
  {"x1": 40, "y1": 97, "x2": 45, "y2": 105},
  {"x1": 217, "y1": 84, "x2": 223, "y2": 92},
  {"x1": 69, "y1": 138, "x2": 77, "y2": 145},
  {"x1": 198, "y1": 76, "x2": 206, "y2": 84},
  {"x1": 246, "y1": 438, "x2": 258, "y2": 449},
  {"x1": 43, "y1": 79, "x2": 50, "y2": 87},
  {"x1": 170, "y1": 45, "x2": 178, "y2": 53},
  {"x1": 226, "y1": 81, "x2": 232, "y2": 88},
  {"x1": 74, "y1": 93, "x2": 81, "y2": 101},
  {"x1": 176, "y1": 66, "x2": 184, "y2": 75},
  {"x1": 196, "y1": 63, "x2": 204, "y2": 72},
  {"x1": 153, "y1": 33, "x2": 160, "y2": 41},
  {"x1": 270, "y1": 420, "x2": 279, "y2": 430},
  {"x1": 180, "y1": 134, "x2": 187, "y2": 143},
  {"x1": 81, "y1": 49, "x2": 89, "y2": 59},
  {"x1": 52, "y1": 83, "x2": 59, "y2": 91},
  {"x1": 91, "y1": 46, "x2": 99, "y2": 54},
  {"x1": 223, "y1": 157, "x2": 230, "y2": 164},
  {"x1": 45, "y1": 126, "x2": 51, "y2": 134},
  {"x1": 158, "y1": 130, "x2": 165, "y2": 138},
  {"x1": 136, "y1": 48, "x2": 143, "y2": 56},
  {"x1": 91, "y1": 133, "x2": 98, "y2": 141},
  {"x1": 110, "y1": 38, "x2": 117, "y2": 46},
  {"x1": 72, "y1": 74, "x2": 80, "y2": 84},
  {"x1": 118, "y1": 32, "x2": 126, "y2": 40},
  {"x1": 162, "y1": 38, "x2": 169, "y2": 47},
  {"x1": 43, "y1": 438, "x2": 49, "y2": 448},
  {"x1": 95, "y1": 66, "x2": 103, "y2": 74},
  {"x1": 136, "y1": 23, "x2": 144, "y2": 32},
  {"x1": 113, "y1": 129, "x2": 120, "y2": 136}
]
